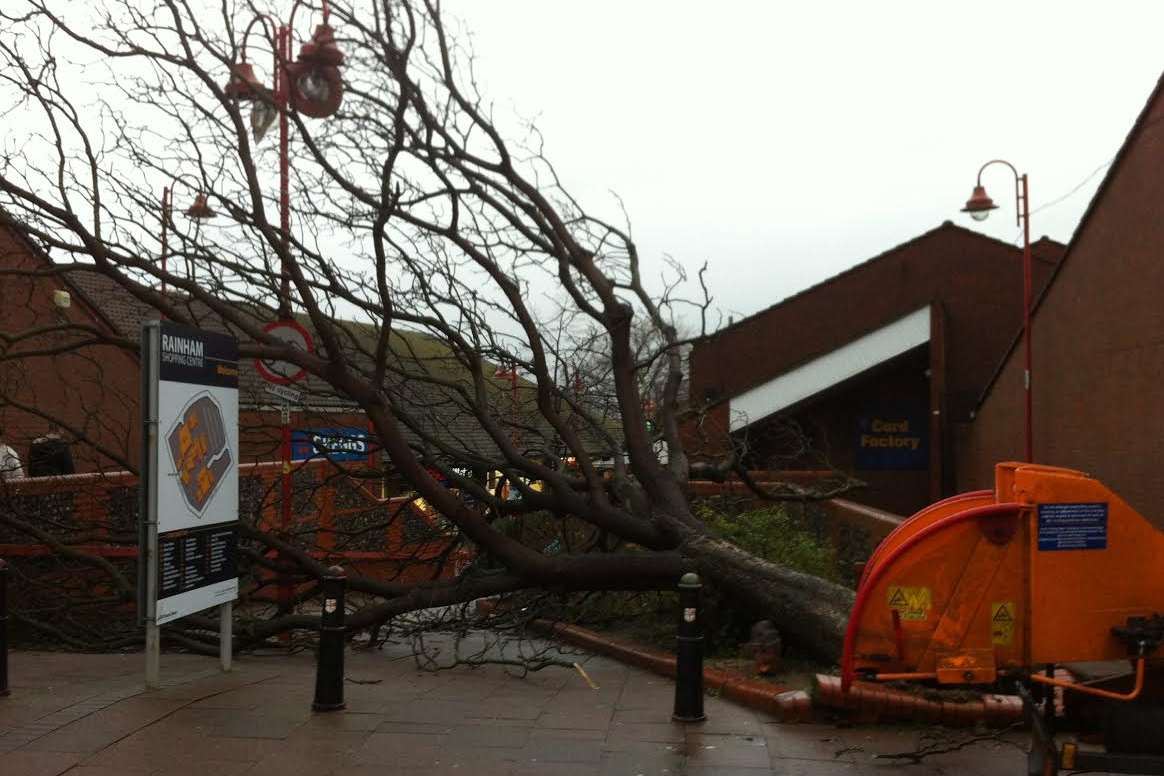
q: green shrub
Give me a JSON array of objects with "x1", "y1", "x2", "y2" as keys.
[{"x1": 695, "y1": 503, "x2": 840, "y2": 583}]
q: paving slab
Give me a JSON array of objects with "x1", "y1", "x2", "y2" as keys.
[
  {"x1": 0, "y1": 640, "x2": 1034, "y2": 776},
  {"x1": 0, "y1": 750, "x2": 82, "y2": 776}
]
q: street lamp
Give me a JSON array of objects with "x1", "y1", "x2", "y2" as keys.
[
  {"x1": 494, "y1": 364, "x2": 520, "y2": 446},
  {"x1": 160, "y1": 180, "x2": 218, "y2": 293},
  {"x1": 221, "y1": 2, "x2": 344, "y2": 626},
  {"x1": 222, "y1": 0, "x2": 344, "y2": 319},
  {"x1": 960, "y1": 159, "x2": 1033, "y2": 462}
]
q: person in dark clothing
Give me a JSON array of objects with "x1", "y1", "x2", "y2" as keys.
[{"x1": 27, "y1": 429, "x2": 75, "y2": 476}]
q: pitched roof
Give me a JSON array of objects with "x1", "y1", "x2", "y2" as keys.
[
  {"x1": 702, "y1": 221, "x2": 1064, "y2": 343},
  {"x1": 57, "y1": 266, "x2": 615, "y2": 463},
  {"x1": 689, "y1": 222, "x2": 1066, "y2": 421}
]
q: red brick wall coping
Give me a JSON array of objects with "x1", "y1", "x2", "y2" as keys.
[
  {"x1": 530, "y1": 620, "x2": 813, "y2": 721},
  {"x1": 529, "y1": 618, "x2": 1023, "y2": 728},
  {"x1": 813, "y1": 674, "x2": 1022, "y2": 727}
]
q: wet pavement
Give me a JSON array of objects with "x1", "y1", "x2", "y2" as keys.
[{"x1": 0, "y1": 639, "x2": 1030, "y2": 775}]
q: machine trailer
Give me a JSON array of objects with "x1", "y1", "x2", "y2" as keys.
[{"x1": 841, "y1": 463, "x2": 1164, "y2": 775}]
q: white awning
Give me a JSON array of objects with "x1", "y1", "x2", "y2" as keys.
[{"x1": 728, "y1": 305, "x2": 931, "y2": 431}]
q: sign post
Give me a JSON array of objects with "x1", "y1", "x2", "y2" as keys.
[
  {"x1": 140, "y1": 321, "x2": 240, "y2": 688},
  {"x1": 255, "y1": 320, "x2": 313, "y2": 627}
]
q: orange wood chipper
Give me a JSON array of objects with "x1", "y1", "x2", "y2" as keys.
[{"x1": 841, "y1": 463, "x2": 1164, "y2": 775}]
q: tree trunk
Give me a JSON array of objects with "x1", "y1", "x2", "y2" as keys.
[{"x1": 685, "y1": 535, "x2": 855, "y2": 660}]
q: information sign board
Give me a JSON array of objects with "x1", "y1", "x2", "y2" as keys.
[
  {"x1": 1037, "y1": 502, "x2": 1109, "y2": 551},
  {"x1": 142, "y1": 321, "x2": 240, "y2": 626}
]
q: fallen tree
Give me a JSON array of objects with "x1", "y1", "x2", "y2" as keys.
[{"x1": 0, "y1": 0, "x2": 857, "y2": 659}]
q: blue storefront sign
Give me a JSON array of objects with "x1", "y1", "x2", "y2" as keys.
[
  {"x1": 854, "y1": 411, "x2": 928, "y2": 471},
  {"x1": 1037, "y1": 502, "x2": 1108, "y2": 551},
  {"x1": 291, "y1": 427, "x2": 371, "y2": 462}
]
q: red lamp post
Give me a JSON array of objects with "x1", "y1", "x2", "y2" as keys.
[
  {"x1": 961, "y1": 160, "x2": 1033, "y2": 462},
  {"x1": 572, "y1": 371, "x2": 583, "y2": 434},
  {"x1": 222, "y1": 0, "x2": 344, "y2": 318},
  {"x1": 494, "y1": 364, "x2": 520, "y2": 446},
  {"x1": 159, "y1": 183, "x2": 217, "y2": 293},
  {"x1": 222, "y1": 1, "x2": 344, "y2": 623}
]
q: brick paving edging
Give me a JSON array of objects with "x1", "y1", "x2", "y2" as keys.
[
  {"x1": 814, "y1": 674, "x2": 1023, "y2": 728},
  {"x1": 531, "y1": 620, "x2": 813, "y2": 722},
  {"x1": 534, "y1": 620, "x2": 1024, "y2": 728}
]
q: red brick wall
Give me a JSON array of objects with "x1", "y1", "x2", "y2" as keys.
[
  {"x1": 0, "y1": 228, "x2": 373, "y2": 472},
  {"x1": 689, "y1": 224, "x2": 1061, "y2": 424},
  {"x1": 684, "y1": 224, "x2": 1063, "y2": 513},
  {"x1": 0, "y1": 228, "x2": 141, "y2": 472},
  {"x1": 680, "y1": 401, "x2": 732, "y2": 464},
  {"x1": 957, "y1": 79, "x2": 1164, "y2": 523}
]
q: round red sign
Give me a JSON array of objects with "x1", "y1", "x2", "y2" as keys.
[{"x1": 255, "y1": 319, "x2": 314, "y2": 385}]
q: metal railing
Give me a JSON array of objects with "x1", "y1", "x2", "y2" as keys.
[{"x1": 0, "y1": 458, "x2": 469, "y2": 583}]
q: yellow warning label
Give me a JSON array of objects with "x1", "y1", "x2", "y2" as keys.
[
  {"x1": 887, "y1": 586, "x2": 931, "y2": 621},
  {"x1": 991, "y1": 601, "x2": 1015, "y2": 646}
]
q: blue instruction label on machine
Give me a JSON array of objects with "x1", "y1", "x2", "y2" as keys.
[{"x1": 1037, "y1": 502, "x2": 1108, "y2": 551}]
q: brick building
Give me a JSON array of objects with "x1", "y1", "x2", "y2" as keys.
[
  {"x1": 0, "y1": 221, "x2": 546, "y2": 479},
  {"x1": 0, "y1": 221, "x2": 476, "y2": 592},
  {"x1": 690, "y1": 70, "x2": 1164, "y2": 520},
  {"x1": 687, "y1": 223, "x2": 1065, "y2": 515},
  {"x1": 0, "y1": 224, "x2": 367, "y2": 473},
  {"x1": 0, "y1": 224, "x2": 142, "y2": 473}
]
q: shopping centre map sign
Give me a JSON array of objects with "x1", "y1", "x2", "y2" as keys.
[{"x1": 141, "y1": 321, "x2": 240, "y2": 630}]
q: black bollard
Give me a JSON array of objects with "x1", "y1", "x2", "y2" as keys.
[
  {"x1": 672, "y1": 572, "x2": 705, "y2": 722},
  {"x1": 1, "y1": 559, "x2": 8, "y2": 697},
  {"x1": 312, "y1": 565, "x2": 346, "y2": 712}
]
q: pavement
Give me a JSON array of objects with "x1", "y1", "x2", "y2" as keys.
[{"x1": 0, "y1": 637, "x2": 1030, "y2": 776}]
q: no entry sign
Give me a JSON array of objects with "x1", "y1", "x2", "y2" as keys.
[{"x1": 256, "y1": 319, "x2": 314, "y2": 385}]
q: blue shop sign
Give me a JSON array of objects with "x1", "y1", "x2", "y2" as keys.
[{"x1": 291, "y1": 427, "x2": 371, "y2": 462}]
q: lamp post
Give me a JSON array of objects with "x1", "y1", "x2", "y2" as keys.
[
  {"x1": 159, "y1": 182, "x2": 217, "y2": 293},
  {"x1": 961, "y1": 160, "x2": 1033, "y2": 462},
  {"x1": 222, "y1": 0, "x2": 344, "y2": 318},
  {"x1": 572, "y1": 370, "x2": 583, "y2": 436},
  {"x1": 222, "y1": 1, "x2": 344, "y2": 623},
  {"x1": 494, "y1": 364, "x2": 520, "y2": 447}
]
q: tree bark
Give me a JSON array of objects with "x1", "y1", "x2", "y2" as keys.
[{"x1": 685, "y1": 535, "x2": 854, "y2": 658}]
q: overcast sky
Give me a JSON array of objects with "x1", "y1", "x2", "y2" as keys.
[
  {"x1": 442, "y1": 1, "x2": 1164, "y2": 327},
  {"x1": 5, "y1": 2, "x2": 1162, "y2": 334}
]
